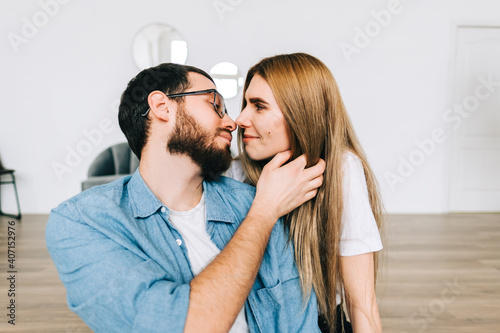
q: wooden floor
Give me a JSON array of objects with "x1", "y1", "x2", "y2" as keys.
[{"x1": 0, "y1": 213, "x2": 499, "y2": 332}]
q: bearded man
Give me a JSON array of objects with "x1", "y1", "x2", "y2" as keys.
[{"x1": 46, "y1": 63, "x2": 325, "y2": 333}]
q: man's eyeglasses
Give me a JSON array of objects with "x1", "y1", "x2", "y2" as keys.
[{"x1": 141, "y1": 89, "x2": 227, "y2": 118}]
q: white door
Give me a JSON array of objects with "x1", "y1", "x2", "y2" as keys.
[{"x1": 449, "y1": 26, "x2": 500, "y2": 212}]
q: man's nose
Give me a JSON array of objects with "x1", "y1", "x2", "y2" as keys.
[{"x1": 222, "y1": 114, "x2": 237, "y2": 132}]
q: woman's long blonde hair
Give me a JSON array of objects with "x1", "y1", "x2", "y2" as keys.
[{"x1": 238, "y1": 53, "x2": 384, "y2": 331}]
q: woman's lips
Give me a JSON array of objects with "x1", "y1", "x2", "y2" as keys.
[{"x1": 243, "y1": 134, "x2": 259, "y2": 143}]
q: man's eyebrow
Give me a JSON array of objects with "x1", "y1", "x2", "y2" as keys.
[{"x1": 248, "y1": 97, "x2": 269, "y2": 105}]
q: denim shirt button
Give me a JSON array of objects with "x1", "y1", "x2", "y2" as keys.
[
  {"x1": 160, "y1": 207, "x2": 166, "y2": 213},
  {"x1": 176, "y1": 239, "x2": 182, "y2": 246}
]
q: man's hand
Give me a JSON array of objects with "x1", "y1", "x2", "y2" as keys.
[{"x1": 253, "y1": 150, "x2": 326, "y2": 222}]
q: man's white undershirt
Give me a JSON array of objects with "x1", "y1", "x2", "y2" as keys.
[{"x1": 168, "y1": 193, "x2": 249, "y2": 333}]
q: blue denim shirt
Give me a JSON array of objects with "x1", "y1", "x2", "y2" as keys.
[{"x1": 46, "y1": 170, "x2": 320, "y2": 333}]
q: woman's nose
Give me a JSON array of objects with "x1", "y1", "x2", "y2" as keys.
[{"x1": 235, "y1": 108, "x2": 251, "y2": 128}]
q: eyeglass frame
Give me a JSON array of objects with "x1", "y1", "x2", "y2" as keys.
[{"x1": 140, "y1": 89, "x2": 228, "y2": 118}]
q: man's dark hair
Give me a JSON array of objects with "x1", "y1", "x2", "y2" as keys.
[{"x1": 118, "y1": 63, "x2": 214, "y2": 159}]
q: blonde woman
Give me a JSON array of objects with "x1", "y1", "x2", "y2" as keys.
[{"x1": 226, "y1": 53, "x2": 384, "y2": 332}]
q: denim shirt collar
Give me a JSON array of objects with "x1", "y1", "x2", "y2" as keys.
[{"x1": 128, "y1": 169, "x2": 237, "y2": 224}]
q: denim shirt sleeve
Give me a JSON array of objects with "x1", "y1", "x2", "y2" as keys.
[
  {"x1": 46, "y1": 200, "x2": 189, "y2": 333},
  {"x1": 207, "y1": 177, "x2": 321, "y2": 333}
]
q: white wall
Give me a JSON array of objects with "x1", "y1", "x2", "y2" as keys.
[{"x1": 0, "y1": 0, "x2": 499, "y2": 214}]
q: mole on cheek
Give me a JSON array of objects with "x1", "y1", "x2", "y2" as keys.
[{"x1": 260, "y1": 127, "x2": 271, "y2": 136}]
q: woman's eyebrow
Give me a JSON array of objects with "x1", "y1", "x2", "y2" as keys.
[{"x1": 248, "y1": 97, "x2": 269, "y2": 105}]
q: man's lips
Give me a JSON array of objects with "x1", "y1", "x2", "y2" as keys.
[{"x1": 218, "y1": 132, "x2": 232, "y2": 144}]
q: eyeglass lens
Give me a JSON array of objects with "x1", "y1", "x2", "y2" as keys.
[{"x1": 213, "y1": 91, "x2": 225, "y2": 117}]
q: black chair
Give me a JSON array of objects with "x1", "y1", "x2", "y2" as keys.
[
  {"x1": 0, "y1": 158, "x2": 21, "y2": 219},
  {"x1": 81, "y1": 143, "x2": 139, "y2": 191}
]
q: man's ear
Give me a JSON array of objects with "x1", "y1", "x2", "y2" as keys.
[{"x1": 147, "y1": 90, "x2": 176, "y2": 121}]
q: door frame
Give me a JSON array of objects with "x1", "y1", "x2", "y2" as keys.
[{"x1": 446, "y1": 21, "x2": 500, "y2": 212}]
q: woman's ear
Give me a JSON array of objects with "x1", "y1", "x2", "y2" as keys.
[{"x1": 147, "y1": 90, "x2": 176, "y2": 121}]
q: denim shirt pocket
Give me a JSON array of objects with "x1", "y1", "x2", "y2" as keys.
[
  {"x1": 247, "y1": 279, "x2": 284, "y2": 333},
  {"x1": 247, "y1": 277, "x2": 321, "y2": 333}
]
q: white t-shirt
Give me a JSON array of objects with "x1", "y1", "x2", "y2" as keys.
[
  {"x1": 224, "y1": 152, "x2": 383, "y2": 257},
  {"x1": 339, "y1": 152, "x2": 383, "y2": 256},
  {"x1": 168, "y1": 194, "x2": 249, "y2": 333}
]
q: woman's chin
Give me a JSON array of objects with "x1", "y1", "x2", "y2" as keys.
[{"x1": 246, "y1": 150, "x2": 275, "y2": 162}]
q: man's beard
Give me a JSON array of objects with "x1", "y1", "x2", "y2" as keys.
[{"x1": 167, "y1": 105, "x2": 232, "y2": 180}]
